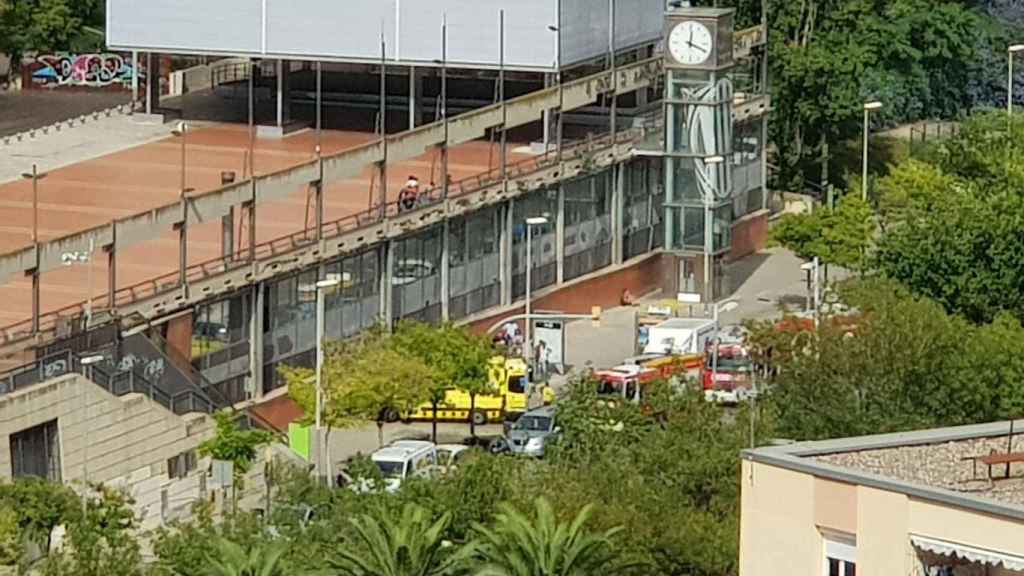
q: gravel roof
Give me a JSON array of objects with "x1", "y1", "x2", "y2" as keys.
[{"x1": 815, "y1": 434, "x2": 1024, "y2": 507}]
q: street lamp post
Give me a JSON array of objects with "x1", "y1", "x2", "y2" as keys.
[
  {"x1": 20, "y1": 164, "x2": 47, "y2": 244},
  {"x1": 862, "y1": 101, "x2": 883, "y2": 201},
  {"x1": 1009, "y1": 45, "x2": 1024, "y2": 116},
  {"x1": 172, "y1": 121, "x2": 190, "y2": 288},
  {"x1": 79, "y1": 354, "x2": 105, "y2": 485},
  {"x1": 524, "y1": 216, "x2": 549, "y2": 390},
  {"x1": 314, "y1": 276, "x2": 340, "y2": 483},
  {"x1": 703, "y1": 155, "x2": 726, "y2": 306}
]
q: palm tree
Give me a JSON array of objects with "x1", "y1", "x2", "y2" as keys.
[
  {"x1": 203, "y1": 538, "x2": 289, "y2": 576},
  {"x1": 329, "y1": 503, "x2": 470, "y2": 576},
  {"x1": 467, "y1": 498, "x2": 640, "y2": 576}
]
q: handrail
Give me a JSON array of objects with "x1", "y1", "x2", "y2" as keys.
[{"x1": 0, "y1": 344, "x2": 213, "y2": 416}]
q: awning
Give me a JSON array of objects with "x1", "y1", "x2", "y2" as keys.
[{"x1": 911, "y1": 535, "x2": 1024, "y2": 571}]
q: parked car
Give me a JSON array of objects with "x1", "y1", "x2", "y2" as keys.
[
  {"x1": 360, "y1": 440, "x2": 438, "y2": 492},
  {"x1": 505, "y1": 406, "x2": 559, "y2": 458}
]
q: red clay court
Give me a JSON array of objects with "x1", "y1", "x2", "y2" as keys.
[{"x1": 0, "y1": 123, "x2": 529, "y2": 326}]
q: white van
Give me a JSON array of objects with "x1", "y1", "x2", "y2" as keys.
[
  {"x1": 642, "y1": 318, "x2": 717, "y2": 356},
  {"x1": 368, "y1": 440, "x2": 438, "y2": 492}
]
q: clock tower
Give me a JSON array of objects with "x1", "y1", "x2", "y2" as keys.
[{"x1": 662, "y1": 5, "x2": 736, "y2": 304}]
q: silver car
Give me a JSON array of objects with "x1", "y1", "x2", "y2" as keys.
[{"x1": 506, "y1": 406, "x2": 559, "y2": 457}]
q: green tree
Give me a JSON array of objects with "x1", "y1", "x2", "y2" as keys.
[
  {"x1": 0, "y1": 477, "x2": 79, "y2": 556},
  {"x1": 283, "y1": 327, "x2": 436, "y2": 448},
  {"x1": 0, "y1": 0, "x2": 104, "y2": 63},
  {"x1": 329, "y1": 503, "x2": 469, "y2": 576},
  {"x1": 873, "y1": 113, "x2": 1024, "y2": 324},
  {"x1": 771, "y1": 194, "x2": 874, "y2": 270},
  {"x1": 198, "y1": 410, "x2": 275, "y2": 481},
  {"x1": 37, "y1": 486, "x2": 142, "y2": 576},
  {"x1": 203, "y1": 538, "x2": 289, "y2": 576},
  {"x1": 761, "y1": 278, "x2": 1024, "y2": 440},
  {"x1": 151, "y1": 505, "x2": 269, "y2": 576},
  {"x1": 468, "y1": 498, "x2": 639, "y2": 576},
  {"x1": 390, "y1": 321, "x2": 495, "y2": 440}
]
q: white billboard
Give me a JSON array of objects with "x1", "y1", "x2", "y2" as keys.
[{"x1": 107, "y1": 0, "x2": 662, "y2": 71}]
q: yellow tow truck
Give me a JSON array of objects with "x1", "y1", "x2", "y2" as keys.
[{"x1": 404, "y1": 357, "x2": 554, "y2": 425}]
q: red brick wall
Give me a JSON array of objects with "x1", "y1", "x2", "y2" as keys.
[
  {"x1": 729, "y1": 209, "x2": 769, "y2": 262},
  {"x1": 466, "y1": 254, "x2": 666, "y2": 334}
]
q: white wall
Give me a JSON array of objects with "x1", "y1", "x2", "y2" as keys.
[{"x1": 107, "y1": 0, "x2": 663, "y2": 71}]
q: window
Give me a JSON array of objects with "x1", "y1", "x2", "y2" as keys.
[
  {"x1": 823, "y1": 533, "x2": 856, "y2": 576},
  {"x1": 167, "y1": 450, "x2": 197, "y2": 480},
  {"x1": 11, "y1": 420, "x2": 61, "y2": 481}
]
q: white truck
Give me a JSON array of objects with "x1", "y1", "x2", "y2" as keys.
[{"x1": 642, "y1": 318, "x2": 717, "y2": 356}]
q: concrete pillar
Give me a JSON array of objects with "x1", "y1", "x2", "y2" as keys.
[
  {"x1": 276, "y1": 59, "x2": 291, "y2": 127},
  {"x1": 146, "y1": 52, "x2": 160, "y2": 114},
  {"x1": 499, "y1": 202, "x2": 510, "y2": 306},
  {"x1": 249, "y1": 284, "x2": 264, "y2": 400},
  {"x1": 612, "y1": 164, "x2": 625, "y2": 265},
  {"x1": 440, "y1": 218, "x2": 450, "y2": 321},
  {"x1": 556, "y1": 184, "x2": 565, "y2": 284},
  {"x1": 408, "y1": 66, "x2": 422, "y2": 131},
  {"x1": 503, "y1": 199, "x2": 515, "y2": 306},
  {"x1": 222, "y1": 208, "x2": 234, "y2": 259},
  {"x1": 178, "y1": 198, "x2": 188, "y2": 292},
  {"x1": 106, "y1": 232, "x2": 117, "y2": 310},
  {"x1": 542, "y1": 73, "x2": 554, "y2": 150},
  {"x1": 131, "y1": 51, "x2": 139, "y2": 111},
  {"x1": 314, "y1": 181, "x2": 324, "y2": 241},
  {"x1": 381, "y1": 241, "x2": 395, "y2": 330},
  {"x1": 30, "y1": 270, "x2": 39, "y2": 334}
]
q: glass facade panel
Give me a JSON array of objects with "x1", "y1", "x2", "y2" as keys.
[
  {"x1": 449, "y1": 207, "x2": 501, "y2": 321},
  {"x1": 512, "y1": 189, "x2": 559, "y2": 299},
  {"x1": 565, "y1": 171, "x2": 613, "y2": 281},
  {"x1": 392, "y1": 226, "x2": 443, "y2": 323},
  {"x1": 192, "y1": 292, "x2": 252, "y2": 395},
  {"x1": 324, "y1": 248, "x2": 382, "y2": 341}
]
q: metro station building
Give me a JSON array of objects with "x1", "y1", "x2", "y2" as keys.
[{"x1": 0, "y1": 0, "x2": 769, "y2": 419}]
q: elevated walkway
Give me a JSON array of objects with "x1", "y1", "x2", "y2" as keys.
[{"x1": 0, "y1": 54, "x2": 771, "y2": 361}]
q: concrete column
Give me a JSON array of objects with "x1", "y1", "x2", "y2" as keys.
[
  {"x1": 221, "y1": 208, "x2": 234, "y2": 259},
  {"x1": 131, "y1": 51, "x2": 139, "y2": 111},
  {"x1": 30, "y1": 270, "x2": 39, "y2": 334},
  {"x1": 178, "y1": 198, "x2": 188, "y2": 292},
  {"x1": 556, "y1": 184, "x2": 565, "y2": 284},
  {"x1": 612, "y1": 164, "x2": 625, "y2": 265},
  {"x1": 276, "y1": 59, "x2": 291, "y2": 127},
  {"x1": 502, "y1": 199, "x2": 514, "y2": 306},
  {"x1": 314, "y1": 181, "x2": 324, "y2": 241},
  {"x1": 408, "y1": 66, "x2": 422, "y2": 131},
  {"x1": 381, "y1": 241, "x2": 395, "y2": 330},
  {"x1": 146, "y1": 52, "x2": 160, "y2": 115},
  {"x1": 440, "y1": 218, "x2": 450, "y2": 321},
  {"x1": 542, "y1": 73, "x2": 554, "y2": 150},
  {"x1": 106, "y1": 226, "x2": 117, "y2": 309},
  {"x1": 249, "y1": 284, "x2": 264, "y2": 400}
]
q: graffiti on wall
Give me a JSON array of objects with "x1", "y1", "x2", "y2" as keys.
[{"x1": 32, "y1": 53, "x2": 137, "y2": 87}]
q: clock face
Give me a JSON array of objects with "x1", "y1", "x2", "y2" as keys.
[{"x1": 668, "y1": 21, "x2": 713, "y2": 66}]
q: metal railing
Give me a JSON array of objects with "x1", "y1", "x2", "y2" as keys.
[
  {"x1": 0, "y1": 346, "x2": 213, "y2": 416},
  {"x1": 0, "y1": 126, "x2": 645, "y2": 352}
]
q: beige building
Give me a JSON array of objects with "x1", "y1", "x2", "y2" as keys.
[
  {"x1": 1, "y1": 371, "x2": 216, "y2": 530},
  {"x1": 741, "y1": 421, "x2": 1024, "y2": 576}
]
